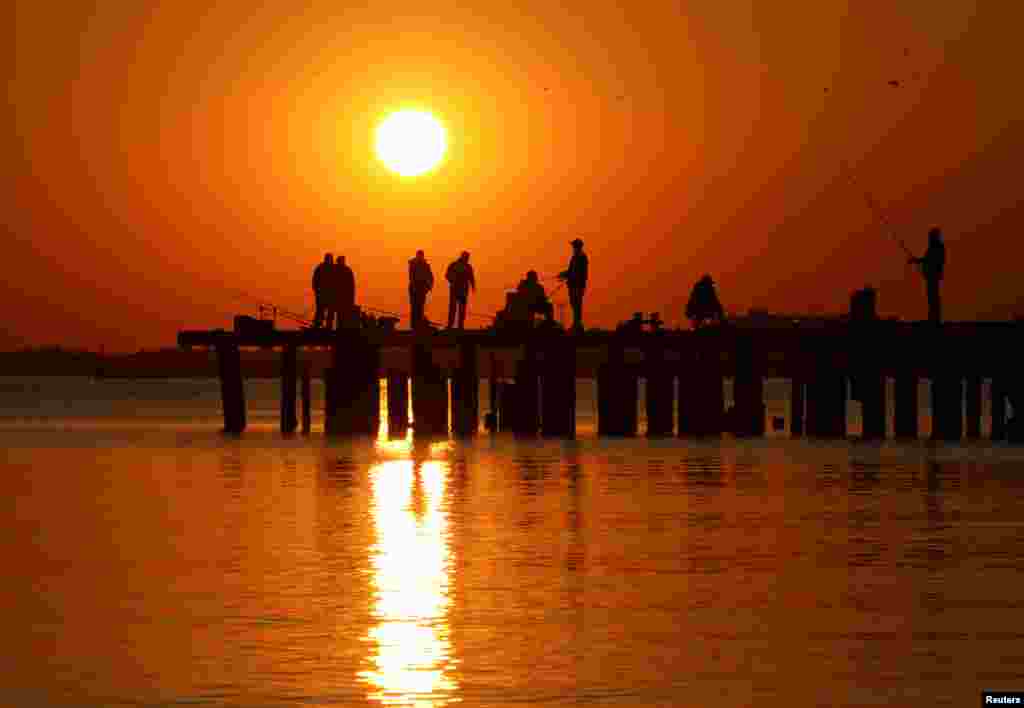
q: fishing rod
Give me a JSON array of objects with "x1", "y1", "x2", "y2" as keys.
[{"x1": 841, "y1": 163, "x2": 914, "y2": 260}]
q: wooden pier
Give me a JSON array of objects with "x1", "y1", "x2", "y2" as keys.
[{"x1": 178, "y1": 320, "x2": 1024, "y2": 442}]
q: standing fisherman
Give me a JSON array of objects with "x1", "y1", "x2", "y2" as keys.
[
  {"x1": 408, "y1": 249, "x2": 434, "y2": 330},
  {"x1": 558, "y1": 238, "x2": 588, "y2": 333},
  {"x1": 445, "y1": 251, "x2": 475, "y2": 330},
  {"x1": 907, "y1": 227, "x2": 945, "y2": 324},
  {"x1": 335, "y1": 255, "x2": 356, "y2": 329},
  {"x1": 312, "y1": 253, "x2": 334, "y2": 329}
]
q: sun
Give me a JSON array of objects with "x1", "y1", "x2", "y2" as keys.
[{"x1": 374, "y1": 110, "x2": 447, "y2": 177}]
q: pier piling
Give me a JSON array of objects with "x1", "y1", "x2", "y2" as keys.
[
  {"x1": 931, "y1": 373, "x2": 963, "y2": 441},
  {"x1": 300, "y1": 363, "x2": 311, "y2": 434},
  {"x1": 790, "y1": 378, "x2": 805, "y2": 437},
  {"x1": 512, "y1": 343, "x2": 540, "y2": 436},
  {"x1": 644, "y1": 344, "x2": 674, "y2": 437},
  {"x1": 452, "y1": 341, "x2": 479, "y2": 438},
  {"x1": 324, "y1": 332, "x2": 380, "y2": 435},
  {"x1": 894, "y1": 372, "x2": 918, "y2": 439},
  {"x1": 216, "y1": 343, "x2": 246, "y2": 434},
  {"x1": 992, "y1": 378, "x2": 1008, "y2": 441},
  {"x1": 280, "y1": 345, "x2": 298, "y2": 434},
  {"x1": 387, "y1": 370, "x2": 410, "y2": 437},
  {"x1": 541, "y1": 339, "x2": 576, "y2": 438},
  {"x1": 732, "y1": 337, "x2": 765, "y2": 437},
  {"x1": 412, "y1": 341, "x2": 448, "y2": 437},
  {"x1": 965, "y1": 376, "x2": 982, "y2": 439}
]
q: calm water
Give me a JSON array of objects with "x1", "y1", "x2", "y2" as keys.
[{"x1": 2, "y1": 377, "x2": 1023, "y2": 707}]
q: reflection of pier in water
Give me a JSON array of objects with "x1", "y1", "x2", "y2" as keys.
[{"x1": 177, "y1": 321, "x2": 1023, "y2": 442}]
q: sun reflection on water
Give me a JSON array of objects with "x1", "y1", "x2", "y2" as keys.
[{"x1": 359, "y1": 456, "x2": 459, "y2": 706}]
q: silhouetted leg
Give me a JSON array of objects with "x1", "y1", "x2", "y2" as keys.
[
  {"x1": 325, "y1": 307, "x2": 336, "y2": 332},
  {"x1": 447, "y1": 292, "x2": 457, "y2": 329},
  {"x1": 313, "y1": 295, "x2": 325, "y2": 328},
  {"x1": 928, "y1": 279, "x2": 941, "y2": 324},
  {"x1": 457, "y1": 298, "x2": 467, "y2": 330},
  {"x1": 410, "y1": 291, "x2": 425, "y2": 329}
]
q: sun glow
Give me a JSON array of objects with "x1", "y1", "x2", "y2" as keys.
[{"x1": 375, "y1": 110, "x2": 447, "y2": 177}]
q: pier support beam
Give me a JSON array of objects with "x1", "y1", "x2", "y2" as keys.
[
  {"x1": 280, "y1": 345, "x2": 298, "y2": 434},
  {"x1": 807, "y1": 346, "x2": 846, "y2": 438},
  {"x1": 216, "y1": 343, "x2": 246, "y2": 434},
  {"x1": 598, "y1": 344, "x2": 638, "y2": 437},
  {"x1": 930, "y1": 373, "x2": 962, "y2": 442},
  {"x1": 541, "y1": 339, "x2": 576, "y2": 438},
  {"x1": 324, "y1": 332, "x2": 380, "y2": 436},
  {"x1": 790, "y1": 378, "x2": 805, "y2": 437},
  {"x1": 387, "y1": 370, "x2": 409, "y2": 437},
  {"x1": 512, "y1": 343, "x2": 540, "y2": 436},
  {"x1": 965, "y1": 376, "x2": 982, "y2": 440},
  {"x1": 678, "y1": 342, "x2": 723, "y2": 436},
  {"x1": 644, "y1": 345, "x2": 674, "y2": 437},
  {"x1": 894, "y1": 373, "x2": 919, "y2": 439},
  {"x1": 412, "y1": 341, "x2": 448, "y2": 437},
  {"x1": 732, "y1": 337, "x2": 765, "y2": 437},
  {"x1": 991, "y1": 378, "x2": 1007, "y2": 441},
  {"x1": 301, "y1": 363, "x2": 311, "y2": 434},
  {"x1": 452, "y1": 341, "x2": 479, "y2": 438}
]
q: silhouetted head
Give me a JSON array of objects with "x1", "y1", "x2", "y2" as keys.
[
  {"x1": 928, "y1": 227, "x2": 942, "y2": 245},
  {"x1": 324, "y1": 253, "x2": 333, "y2": 264},
  {"x1": 416, "y1": 249, "x2": 425, "y2": 259},
  {"x1": 570, "y1": 238, "x2": 584, "y2": 250},
  {"x1": 526, "y1": 270, "x2": 538, "y2": 282},
  {"x1": 460, "y1": 251, "x2": 470, "y2": 262},
  {"x1": 700, "y1": 274, "x2": 714, "y2": 285},
  {"x1": 632, "y1": 312, "x2": 643, "y2": 320},
  {"x1": 337, "y1": 255, "x2": 346, "y2": 266}
]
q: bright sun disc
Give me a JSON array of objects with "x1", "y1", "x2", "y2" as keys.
[{"x1": 375, "y1": 110, "x2": 447, "y2": 176}]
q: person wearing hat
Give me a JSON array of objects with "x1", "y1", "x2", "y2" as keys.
[{"x1": 558, "y1": 238, "x2": 589, "y2": 333}]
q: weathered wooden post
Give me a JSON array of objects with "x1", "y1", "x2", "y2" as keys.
[
  {"x1": 732, "y1": 335, "x2": 765, "y2": 437},
  {"x1": 807, "y1": 337, "x2": 846, "y2": 438},
  {"x1": 412, "y1": 340, "x2": 448, "y2": 437},
  {"x1": 512, "y1": 341, "x2": 540, "y2": 436},
  {"x1": 452, "y1": 340, "x2": 479, "y2": 438},
  {"x1": 678, "y1": 335, "x2": 723, "y2": 436},
  {"x1": 488, "y1": 352, "x2": 499, "y2": 432},
  {"x1": 300, "y1": 362, "x2": 311, "y2": 434},
  {"x1": 894, "y1": 372, "x2": 919, "y2": 439},
  {"x1": 850, "y1": 289, "x2": 884, "y2": 440},
  {"x1": 324, "y1": 331, "x2": 381, "y2": 436},
  {"x1": 644, "y1": 341, "x2": 674, "y2": 437},
  {"x1": 790, "y1": 377, "x2": 805, "y2": 437},
  {"x1": 991, "y1": 377, "x2": 1007, "y2": 441},
  {"x1": 598, "y1": 340, "x2": 638, "y2": 437},
  {"x1": 541, "y1": 336, "x2": 576, "y2": 438},
  {"x1": 216, "y1": 341, "x2": 246, "y2": 434},
  {"x1": 498, "y1": 381, "x2": 516, "y2": 433},
  {"x1": 930, "y1": 373, "x2": 962, "y2": 441},
  {"x1": 280, "y1": 344, "x2": 298, "y2": 434},
  {"x1": 965, "y1": 376, "x2": 982, "y2": 439},
  {"x1": 386, "y1": 369, "x2": 409, "y2": 437}
]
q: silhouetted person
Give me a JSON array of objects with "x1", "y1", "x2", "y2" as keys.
[
  {"x1": 908, "y1": 227, "x2": 945, "y2": 324},
  {"x1": 558, "y1": 238, "x2": 588, "y2": 333},
  {"x1": 445, "y1": 251, "x2": 475, "y2": 330},
  {"x1": 334, "y1": 255, "x2": 356, "y2": 329},
  {"x1": 686, "y1": 274, "x2": 725, "y2": 329},
  {"x1": 408, "y1": 250, "x2": 434, "y2": 330},
  {"x1": 516, "y1": 270, "x2": 554, "y2": 323},
  {"x1": 312, "y1": 253, "x2": 335, "y2": 329}
]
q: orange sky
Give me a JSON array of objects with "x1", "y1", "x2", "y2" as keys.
[{"x1": 6, "y1": 0, "x2": 1023, "y2": 350}]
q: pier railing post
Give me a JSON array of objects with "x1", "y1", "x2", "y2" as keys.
[
  {"x1": 280, "y1": 344, "x2": 298, "y2": 434},
  {"x1": 216, "y1": 341, "x2": 246, "y2": 434}
]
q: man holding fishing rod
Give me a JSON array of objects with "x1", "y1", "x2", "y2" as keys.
[{"x1": 907, "y1": 227, "x2": 945, "y2": 325}]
